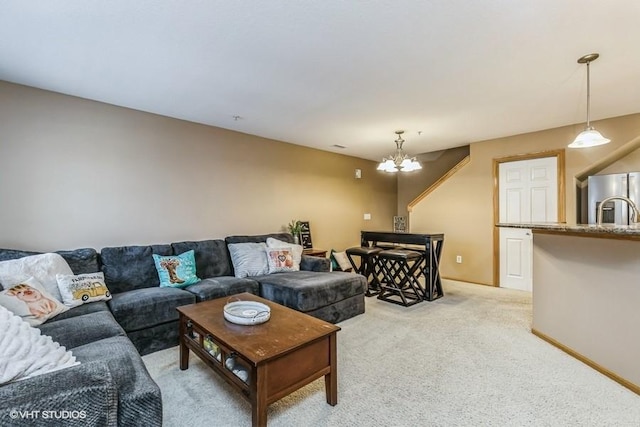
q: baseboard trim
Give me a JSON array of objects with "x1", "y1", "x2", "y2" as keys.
[
  {"x1": 441, "y1": 276, "x2": 494, "y2": 287},
  {"x1": 531, "y1": 328, "x2": 640, "y2": 395}
]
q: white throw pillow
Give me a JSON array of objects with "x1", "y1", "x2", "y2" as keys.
[
  {"x1": 265, "y1": 247, "x2": 296, "y2": 273},
  {"x1": 0, "y1": 304, "x2": 79, "y2": 385},
  {"x1": 332, "y1": 251, "x2": 352, "y2": 272},
  {"x1": 56, "y1": 272, "x2": 112, "y2": 308},
  {"x1": 0, "y1": 277, "x2": 69, "y2": 326},
  {"x1": 0, "y1": 253, "x2": 72, "y2": 301},
  {"x1": 228, "y1": 243, "x2": 269, "y2": 278},
  {"x1": 266, "y1": 237, "x2": 302, "y2": 271}
]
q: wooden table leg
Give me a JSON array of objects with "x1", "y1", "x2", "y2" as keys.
[
  {"x1": 252, "y1": 365, "x2": 268, "y2": 427},
  {"x1": 325, "y1": 333, "x2": 338, "y2": 406},
  {"x1": 179, "y1": 316, "x2": 189, "y2": 370}
]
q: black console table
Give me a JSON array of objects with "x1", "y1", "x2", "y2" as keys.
[{"x1": 360, "y1": 231, "x2": 445, "y2": 301}]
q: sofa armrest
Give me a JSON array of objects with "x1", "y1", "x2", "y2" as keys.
[
  {"x1": 0, "y1": 361, "x2": 118, "y2": 426},
  {"x1": 300, "y1": 255, "x2": 330, "y2": 272}
]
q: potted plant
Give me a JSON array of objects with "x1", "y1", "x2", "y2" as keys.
[{"x1": 288, "y1": 220, "x2": 303, "y2": 244}]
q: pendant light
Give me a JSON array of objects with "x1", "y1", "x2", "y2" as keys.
[
  {"x1": 568, "y1": 53, "x2": 610, "y2": 148},
  {"x1": 377, "y1": 131, "x2": 422, "y2": 172}
]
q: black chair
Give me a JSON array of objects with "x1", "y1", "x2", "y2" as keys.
[
  {"x1": 345, "y1": 246, "x2": 382, "y2": 296},
  {"x1": 375, "y1": 248, "x2": 424, "y2": 306}
]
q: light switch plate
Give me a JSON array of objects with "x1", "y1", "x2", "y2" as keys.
[{"x1": 364, "y1": 213, "x2": 372, "y2": 220}]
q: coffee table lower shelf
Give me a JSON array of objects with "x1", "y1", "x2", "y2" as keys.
[{"x1": 177, "y1": 295, "x2": 339, "y2": 427}]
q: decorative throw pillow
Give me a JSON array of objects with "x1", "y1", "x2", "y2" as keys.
[
  {"x1": 266, "y1": 237, "x2": 302, "y2": 271},
  {"x1": 228, "y1": 243, "x2": 269, "y2": 278},
  {"x1": 0, "y1": 253, "x2": 72, "y2": 301},
  {"x1": 152, "y1": 250, "x2": 200, "y2": 288},
  {"x1": 265, "y1": 247, "x2": 296, "y2": 273},
  {"x1": 0, "y1": 277, "x2": 69, "y2": 326},
  {"x1": 0, "y1": 304, "x2": 79, "y2": 385},
  {"x1": 330, "y1": 249, "x2": 341, "y2": 271},
  {"x1": 56, "y1": 272, "x2": 112, "y2": 308},
  {"x1": 332, "y1": 251, "x2": 352, "y2": 272}
]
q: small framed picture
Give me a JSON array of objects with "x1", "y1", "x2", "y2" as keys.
[
  {"x1": 299, "y1": 221, "x2": 313, "y2": 249},
  {"x1": 393, "y1": 216, "x2": 407, "y2": 232}
]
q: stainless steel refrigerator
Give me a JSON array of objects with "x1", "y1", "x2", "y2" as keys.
[{"x1": 584, "y1": 172, "x2": 640, "y2": 225}]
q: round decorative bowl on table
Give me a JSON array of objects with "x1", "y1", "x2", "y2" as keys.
[{"x1": 223, "y1": 300, "x2": 271, "y2": 325}]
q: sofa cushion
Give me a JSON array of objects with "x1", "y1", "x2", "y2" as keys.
[
  {"x1": 108, "y1": 287, "x2": 195, "y2": 332},
  {"x1": 256, "y1": 271, "x2": 366, "y2": 312},
  {"x1": 51, "y1": 300, "x2": 110, "y2": 322},
  {"x1": 225, "y1": 233, "x2": 294, "y2": 245},
  {"x1": 57, "y1": 248, "x2": 100, "y2": 275},
  {"x1": 185, "y1": 277, "x2": 259, "y2": 302},
  {"x1": 0, "y1": 248, "x2": 99, "y2": 276},
  {"x1": 300, "y1": 255, "x2": 331, "y2": 272},
  {"x1": 0, "y1": 248, "x2": 40, "y2": 263},
  {"x1": 72, "y1": 335, "x2": 162, "y2": 427},
  {"x1": 171, "y1": 239, "x2": 232, "y2": 278},
  {"x1": 100, "y1": 244, "x2": 172, "y2": 294},
  {"x1": 127, "y1": 321, "x2": 180, "y2": 356},
  {"x1": 38, "y1": 310, "x2": 125, "y2": 350}
]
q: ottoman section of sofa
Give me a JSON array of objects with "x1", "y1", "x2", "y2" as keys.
[
  {"x1": 256, "y1": 271, "x2": 366, "y2": 322},
  {"x1": 185, "y1": 276, "x2": 259, "y2": 302}
]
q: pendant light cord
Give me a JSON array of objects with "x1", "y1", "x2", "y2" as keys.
[{"x1": 586, "y1": 60, "x2": 591, "y2": 128}]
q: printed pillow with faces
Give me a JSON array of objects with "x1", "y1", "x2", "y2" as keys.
[
  {"x1": 265, "y1": 247, "x2": 296, "y2": 273},
  {"x1": 56, "y1": 272, "x2": 112, "y2": 308},
  {"x1": 0, "y1": 277, "x2": 68, "y2": 326}
]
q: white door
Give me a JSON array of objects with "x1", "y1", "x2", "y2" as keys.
[
  {"x1": 499, "y1": 228, "x2": 532, "y2": 291},
  {"x1": 499, "y1": 157, "x2": 558, "y2": 291}
]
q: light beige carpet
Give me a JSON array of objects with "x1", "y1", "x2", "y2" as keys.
[{"x1": 143, "y1": 280, "x2": 640, "y2": 426}]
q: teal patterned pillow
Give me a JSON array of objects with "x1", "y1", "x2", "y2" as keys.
[{"x1": 152, "y1": 250, "x2": 200, "y2": 288}]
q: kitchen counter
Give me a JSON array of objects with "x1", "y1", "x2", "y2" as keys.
[
  {"x1": 497, "y1": 222, "x2": 640, "y2": 240},
  {"x1": 500, "y1": 222, "x2": 640, "y2": 394}
]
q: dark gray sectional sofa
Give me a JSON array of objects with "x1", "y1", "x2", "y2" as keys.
[{"x1": 0, "y1": 232, "x2": 366, "y2": 426}]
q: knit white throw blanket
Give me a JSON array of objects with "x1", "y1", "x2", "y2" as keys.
[{"x1": 0, "y1": 305, "x2": 79, "y2": 385}]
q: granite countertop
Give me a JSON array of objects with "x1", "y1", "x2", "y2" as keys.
[{"x1": 497, "y1": 222, "x2": 640, "y2": 238}]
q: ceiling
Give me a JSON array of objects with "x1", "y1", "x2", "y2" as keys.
[{"x1": 2, "y1": 1, "x2": 640, "y2": 162}]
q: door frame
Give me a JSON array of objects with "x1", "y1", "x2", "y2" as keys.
[{"x1": 492, "y1": 149, "x2": 566, "y2": 286}]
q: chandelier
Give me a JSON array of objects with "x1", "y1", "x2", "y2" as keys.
[
  {"x1": 568, "y1": 53, "x2": 610, "y2": 148},
  {"x1": 376, "y1": 131, "x2": 422, "y2": 172}
]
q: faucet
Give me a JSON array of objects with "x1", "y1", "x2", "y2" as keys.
[{"x1": 596, "y1": 196, "x2": 640, "y2": 225}]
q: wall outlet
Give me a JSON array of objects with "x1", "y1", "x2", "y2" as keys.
[
  {"x1": 456, "y1": 255, "x2": 462, "y2": 264},
  {"x1": 363, "y1": 213, "x2": 372, "y2": 220}
]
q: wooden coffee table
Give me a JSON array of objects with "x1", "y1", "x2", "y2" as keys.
[{"x1": 177, "y1": 293, "x2": 340, "y2": 427}]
